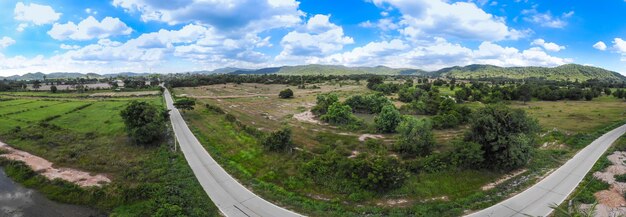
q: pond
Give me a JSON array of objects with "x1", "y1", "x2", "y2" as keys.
[{"x1": 0, "y1": 167, "x2": 103, "y2": 217}]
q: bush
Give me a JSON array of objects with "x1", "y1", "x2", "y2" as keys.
[
  {"x1": 312, "y1": 93, "x2": 338, "y2": 115},
  {"x1": 374, "y1": 105, "x2": 402, "y2": 133},
  {"x1": 262, "y1": 127, "x2": 294, "y2": 152},
  {"x1": 320, "y1": 102, "x2": 359, "y2": 126},
  {"x1": 395, "y1": 116, "x2": 435, "y2": 157},
  {"x1": 615, "y1": 174, "x2": 626, "y2": 182},
  {"x1": 173, "y1": 97, "x2": 196, "y2": 111},
  {"x1": 279, "y1": 88, "x2": 294, "y2": 99},
  {"x1": 450, "y1": 141, "x2": 484, "y2": 169},
  {"x1": 344, "y1": 93, "x2": 392, "y2": 114}
]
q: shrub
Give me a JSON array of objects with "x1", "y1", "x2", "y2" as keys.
[
  {"x1": 374, "y1": 105, "x2": 402, "y2": 133},
  {"x1": 395, "y1": 116, "x2": 435, "y2": 157},
  {"x1": 344, "y1": 93, "x2": 392, "y2": 114},
  {"x1": 262, "y1": 127, "x2": 294, "y2": 152},
  {"x1": 120, "y1": 101, "x2": 168, "y2": 146},
  {"x1": 615, "y1": 174, "x2": 626, "y2": 182},
  {"x1": 450, "y1": 141, "x2": 484, "y2": 169},
  {"x1": 320, "y1": 102, "x2": 359, "y2": 126},
  {"x1": 312, "y1": 93, "x2": 339, "y2": 115},
  {"x1": 279, "y1": 88, "x2": 294, "y2": 99}
]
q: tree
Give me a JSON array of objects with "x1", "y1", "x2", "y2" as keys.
[
  {"x1": 604, "y1": 88, "x2": 612, "y2": 96},
  {"x1": 517, "y1": 84, "x2": 531, "y2": 104},
  {"x1": 350, "y1": 154, "x2": 408, "y2": 191},
  {"x1": 278, "y1": 88, "x2": 294, "y2": 99},
  {"x1": 174, "y1": 98, "x2": 196, "y2": 112},
  {"x1": 366, "y1": 76, "x2": 384, "y2": 90},
  {"x1": 312, "y1": 93, "x2": 339, "y2": 115},
  {"x1": 120, "y1": 101, "x2": 168, "y2": 145},
  {"x1": 466, "y1": 105, "x2": 539, "y2": 170},
  {"x1": 33, "y1": 80, "x2": 41, "y2": 90},
  {"x1": 320, "y1": 102, "x2": 359, "y2": 125},
  {"x1": 395, "y1": 116, "x2": 435, "y2": 157},
  {"x1": 375, "y1": 105, "x2": 402, "y2": 133},
  {"x1": 50, "y1": 85, "x2": 58, "y2": 93},
  {"x1": 262, "y1": 127, "x2": 294, "y2": 152}
]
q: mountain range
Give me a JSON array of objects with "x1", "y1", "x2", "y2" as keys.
[{"x1": 2, "y1": 64, "x2": 625, "y2": 82}]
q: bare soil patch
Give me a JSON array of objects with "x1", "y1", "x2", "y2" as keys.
[
  {"x1": 0, "y1": 141, "x2": 110, "y2": 187},
  {"x1": 358, "y1": 134, "x2": 384, "y2": 142},
  {"x1": 89, "y1": 91, "x2": 160, "y2": 97},
  {"x1": 293, "y1": 110, "x2": 321, "y2": 125},
  {"x1": 481, "y1": 169, "x2": 528, "y2": 191}
]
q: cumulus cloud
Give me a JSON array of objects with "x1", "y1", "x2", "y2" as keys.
[
  {"x1": 531, "y1": 39, "x2": 565, "y2": 52},
  {"x1": 522, "y1": 9, "x2": 573, "y2": 28},
  {"x1": 0, "y1": 37, "x2": 16, "y2": 49},
  {"x1": 48, "y1": 16, "x2": 133, "y2": 41},
  {"x1": 371, "y1": 0, "x2": 525, "y2": 41},
  {"x1": 60, "y1": 44, "x2": 81, "y2": 50},
  {"x1": 14, "y1": 2, "x2": 61, "y2": 25},
  {"x1": 593, "y1": 41, "x2": 607, "y2": 51},
  {"x1": 277, "y1": 15, "x2": 354, "y2": 60},
  {"x1": 112, "y1": 0, "x2": 302, "y2": 33},
  {"x1": 317, "y1": 38, "x2": 571, "y2": 70}
]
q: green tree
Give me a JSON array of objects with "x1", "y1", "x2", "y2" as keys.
[
  {"x1": 174, "y1": 98, "x2": 196, "y2": 112},
  {"x1": 312, "y1": 93, "x2": 338, "y2": 115},
  {"x1": 351, "y1": 154, "x2": 408, "y2": 191},
  {"x1": 375, "y1": 105, "x2": 402, "y2": 133},
  {"x1": 395, "y1": 116, "x2": 435, "y2": 157},
  {"x1": 279, "y1": 88, "x2": 294, "y2": 99},
  {"x1": 320, "y1": 102, "x2": 358, "y2": 125},
  {"x1": 262, "y1": 127, "x2": 294, "y2": 152},
  {"x1": 518, "y1": 84, "x2": 531, "y2": 104},
  {"x1": 466, "y1": 105, "x2": 538, "y2": 170},
  {"x1": 50, "y1": 85, "x2": 58, "y2": 93},
  {"x1": 120, "y1": 101, "x2": 168, "y2": 145}
]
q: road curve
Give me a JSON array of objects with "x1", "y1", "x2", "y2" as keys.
[
  {"x1": 467, "y1": 124, "x2": 626, "y2": 217},
  {"x1": 164, "y1": 88, "x2": 304, "y2": 217}
]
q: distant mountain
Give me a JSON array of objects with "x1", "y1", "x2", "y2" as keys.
[
  {"x1": 189, "y1": 67, "x2": 253, "y2": 74},
  {"x1": 435, "y1": 64, "x2": 626, "y2": 82},
  {"x1": 0, "y1": 72, "x2": 105, "y2": 81},
  {"x1": 230, "y1": 64, "x2": 431, "y2": 76}
]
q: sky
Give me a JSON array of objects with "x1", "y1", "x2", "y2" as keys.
[{"x1": 0, "y1": 0, "x2": 626, "y2": 76}]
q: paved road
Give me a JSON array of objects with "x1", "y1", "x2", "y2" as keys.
[
  {"x1": 164, "y1": 88, "x2": 303, "y2": 217},
  {"x1": 467, "y1": 124, "x2": 626, "y2": 217}
]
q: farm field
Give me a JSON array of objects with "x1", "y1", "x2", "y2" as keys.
[{"x1": 0, "y1": 92, "x2": 219, "y2": 216}]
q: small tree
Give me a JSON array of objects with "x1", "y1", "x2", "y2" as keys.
[
  {"x1": 375, "y1": 105, "x2": 401, "y2": 133},
  {"x1": 262, "y1": 127, "x2": 294, "y2": 152},
  {"x1": 279, "y1": 88, "x2": 294, "y2": 99},
  {"x1": 467, "y1": 105, "x2": 538, "y2": 170},
  {"x1": 174, "y1": 98, "x2": 196, "y2": 112},
  {"x1": 120, "y1": 101, "x2": 168, "y2": 145},
  {"x1": 395, "y1": 116, "x2": 435, "y2": 157},
  {"x1": 50, "y1": 85, "x2": 58, "y2": 93},
  {"x1": 450, "y1": 140, "x2": 484, "y2": 169}
]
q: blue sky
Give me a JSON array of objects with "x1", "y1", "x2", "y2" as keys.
[{"x1": 0, "y1": 0, "x2": 625, "y2": 76}]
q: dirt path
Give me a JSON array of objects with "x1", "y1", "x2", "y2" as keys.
[
  {"x1": 481, "y1": 169, "x2": 528, "y2": 191},
  {"x1": 0, "y1": 141, "x2": 110, "y2": 187},
  {"x1": 589, "y1": 151, "x2": 626, "y2": 216}
]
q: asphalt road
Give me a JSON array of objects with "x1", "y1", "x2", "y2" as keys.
[
  {"x1": 467, "y1": 124, "x2": 626, "y2": 217},
  {"x1": 164, "y1": 88, "x2": 303, "y2": 217}
]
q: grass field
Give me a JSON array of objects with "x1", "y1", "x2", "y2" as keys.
[{"x1": 0, "y1": 91, "x2": 219, "y2": 216}]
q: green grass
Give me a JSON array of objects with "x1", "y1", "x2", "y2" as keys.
[
  {"x1": 8, "y1": 101, "x2": 90, "y2": 122},
  {"x1": 0, "y1": 100, "x2": 65, "y2": 116},
  {"x1": 51, "y1": 101, "x2": 127, "y2": 136}
]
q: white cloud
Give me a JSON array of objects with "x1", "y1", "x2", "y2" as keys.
[
  {"x1": 14, "y1": 2, "x2": 61, "y2": 25},
  {"x1": 277, "y1": 15, "x2": 354, "y2": 60},
  {"x1": 613, "y1": 38, "x2": 626, "y2": 53},
  {"x1": 593, "y1": 41, "x2": 607, "y2": 51},
  {"x1": 60, "y1": 44, "x2": 81, "y2": 50},
  {"x1": 521, "y1": 9, "x2": 573, "y2": 28},
  {"x1": 0, "y1": 37, "x2": 16, "y2": 49},
  {"x1": 112, "y1": 0, "x2": 302, "y2": 33},
  {"x1": 317, "y1": 38, "x2": 571, "y2": 70},
  {"x1": 531, "y1": 39, "x2": 565, "y2": 52},
  {"x1": 359, "y1": 18, "x2": 399, "y2": 31},
  {"x1": 48, "y1": 16, "x2": 133, "y2": 41},
  {"x1": 372, "y1": 0, "x2": 525, "y2": 41}
]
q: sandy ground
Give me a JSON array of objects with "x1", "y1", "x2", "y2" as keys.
[
  {"x1": 358, "y1": 134, "x2": 384, "y2": 142},
  {"x1": 0, "y1": 141, "x2": 110, "y2": 187},
  {"x1": 89, "y1": 91, "x2": 160, "y2": 97},
  {"x1": 585, "y1": 151, "x2": 626, "y2": 216},
  {"x1": 293, "y1": 110, "x2": 321, "y2": 125},
  {"x1": 481, "y1": 169, "x2": 528, "y2": 191}
]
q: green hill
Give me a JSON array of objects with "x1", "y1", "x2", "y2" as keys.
[
  {"x1": 231, "y1": 64, "x2": 431, "y2": 76},
  {"x1": 436, "y1": 64, "x2": 626, "y2": 82}
]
